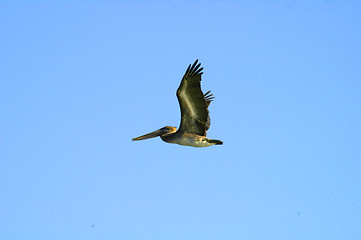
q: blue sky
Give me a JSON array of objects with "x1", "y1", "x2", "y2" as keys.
[{"x1": 1, "y1": 1, "x2": 361, "y2": 239}]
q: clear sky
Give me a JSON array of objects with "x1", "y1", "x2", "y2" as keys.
[{"x1": 1, "y1": 1, "x2": 361, "y2": 239}]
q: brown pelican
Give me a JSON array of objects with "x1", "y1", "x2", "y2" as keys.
[{"x1": 132, "y1": 60, "x2": 223, "y2": 147}]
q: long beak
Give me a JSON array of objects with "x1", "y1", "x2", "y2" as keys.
[{"x1": 132, "y1": 129, "x2": 165, "y2": 141}]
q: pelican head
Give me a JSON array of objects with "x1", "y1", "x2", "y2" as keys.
[{"x1": 132, "y1": 126, "x2": 177, "y2": 141}]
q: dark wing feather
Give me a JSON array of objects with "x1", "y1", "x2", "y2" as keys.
[
  {"x1": 203, "y1": 90, "x2": 214, "y2": 107},
  {"x1": 176, "y1": 60, "x2": 213, "y2": 136}
]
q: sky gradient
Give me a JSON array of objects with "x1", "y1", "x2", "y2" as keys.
[{"x1": 1, "y1": 1, "x2": 361, "y2": 239}]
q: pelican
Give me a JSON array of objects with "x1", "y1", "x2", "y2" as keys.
[{"x1": 132, "y1": 60, "x2": 223, "y2": 147}]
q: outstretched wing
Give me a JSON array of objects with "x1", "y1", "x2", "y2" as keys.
[{"x1": 176, "y1": 60, "x2": 214, "y2": 136}]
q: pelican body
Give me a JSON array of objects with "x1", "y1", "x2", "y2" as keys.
[{"x1": 132, "y1": 60, "x2": 223, "y2": 147}]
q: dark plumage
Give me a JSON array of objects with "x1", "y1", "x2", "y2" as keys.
[{"x1": 132, "y1": 60, "x2": 222, "y2": 147}]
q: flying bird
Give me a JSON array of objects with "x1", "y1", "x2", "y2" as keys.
[{"x1": 132, "y1": 60, "x2": 223, "y2": 147}]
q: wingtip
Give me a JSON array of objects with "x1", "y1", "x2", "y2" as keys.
[
  {"x1": 183, "y1": 59, "x2": 203, "y2": 77},
  {"x1": 190, "y1": 60, "x2": 198, "y2": 71}
]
